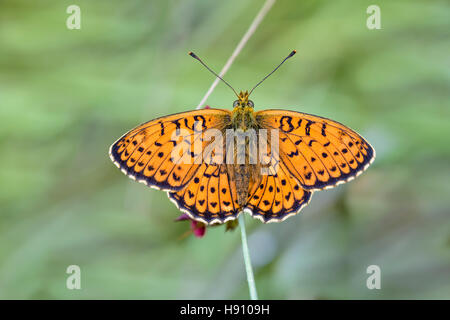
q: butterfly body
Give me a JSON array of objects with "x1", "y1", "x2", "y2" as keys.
[{"x1": 228, "y1": 90, "x2": 260, "y2": 207}]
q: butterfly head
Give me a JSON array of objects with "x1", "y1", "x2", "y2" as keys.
[{"x1": 233, "y1": 90, "x2": 254, "y2": 108}]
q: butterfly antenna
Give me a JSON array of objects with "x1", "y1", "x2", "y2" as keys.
[
  {"x1": 188, "y1": 51, "x2": 239, "y2": 98},
  {"x1": 249, "y1": 50, "x2": 297, "y2": 96}
]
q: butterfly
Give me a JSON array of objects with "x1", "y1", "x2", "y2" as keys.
[{"x1": 109, "y1": 51, "x2": 375, "y2": 225}]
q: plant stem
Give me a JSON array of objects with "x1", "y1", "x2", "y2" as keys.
[
  {"x1": 196, "y1": 0, "x2": 276, "y2": 109},
  {"x1": 239, "y1": 214, "x2": 258, "y2": 300}
]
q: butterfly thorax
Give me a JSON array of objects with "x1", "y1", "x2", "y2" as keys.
[
  {"x1": 228, "y1": 90, "x2": 261, "y2": 208},
  {"x1": 231, "y1": 91, "x2": 257, "y2": 129}
]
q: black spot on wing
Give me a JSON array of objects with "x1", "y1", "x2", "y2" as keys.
[
  {"x1": 321, "y1": 123, "x2": 326, "y2": 136},
  {"x1": 280, "y1": 116, "x2": 294, "y2": 132},
  {"x1": 287, "y1": 150, "x2": 299, "y2": 157},
  {"x1": 305, "y1": 120, "x2": 314, "y2": 136}
]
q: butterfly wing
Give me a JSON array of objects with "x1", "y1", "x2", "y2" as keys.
[
  {"x1": 245, "y1": 162, "x2": 312, "y2": 223},
  {"x1": 109, "y1": 109, "x2": 231, "y2": 191},
  {"x1": 168, "y1": 163, "x2": 240, "y2": 224},
  {"x1": 256, "y1": 109, "x2": 375, "y2": 191}
]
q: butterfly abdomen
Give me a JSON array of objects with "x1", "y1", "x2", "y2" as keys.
[
  {"x1": 234, "y1": 164, "x2": 250, "y2": 206},
  {"x1": 231, "y1": 164, "x2": 258, "y2": 205}
]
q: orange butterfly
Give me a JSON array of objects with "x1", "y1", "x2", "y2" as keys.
[{"x1": 109, "y1": 51, "x2": 375, "y2": 225}]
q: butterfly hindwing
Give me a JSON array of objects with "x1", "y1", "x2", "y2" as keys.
[
  {"x1": 245, "y1": 163, "x2": 312, "y2": 223},
  {"x1": 168, "y1": 164, "x2": 240, "y2": 224},
  {"x1": 256, "y1": 110, "x2": 375, "y2": 191}
]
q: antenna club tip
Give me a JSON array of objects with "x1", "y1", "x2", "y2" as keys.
[
  {"x1": 188, "y1": 51, "x2": 197, "y2": 58},
  {"x1": 288, "y1": 50, "x2": 297, "y2": 58}
]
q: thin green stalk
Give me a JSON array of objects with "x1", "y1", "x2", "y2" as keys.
[
  {"x1": 239, "y1": 214, "x2": 258, "y2": 300},
  {"x1": 193, "y1": 0, "x2": 275, "y2": 300}
]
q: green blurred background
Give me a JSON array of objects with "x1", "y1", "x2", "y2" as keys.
[{"x1": 1, "y1": 0, "x2": 449, "y2": 299}]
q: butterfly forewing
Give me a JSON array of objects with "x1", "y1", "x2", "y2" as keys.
[
  {"x1": 256, "y1": 110, "x2": 375, "y2": 191},
  {"x1": 109, "y1": 109, "x2": 231, "y2": 191}
]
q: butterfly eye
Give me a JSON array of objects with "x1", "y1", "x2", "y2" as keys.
[
  {"x1": 248, "y1": 100, "x2": 254, "y2": 108},
  {"x1": 233, "y1": 100, "x2": 239, "y2": 107}
]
